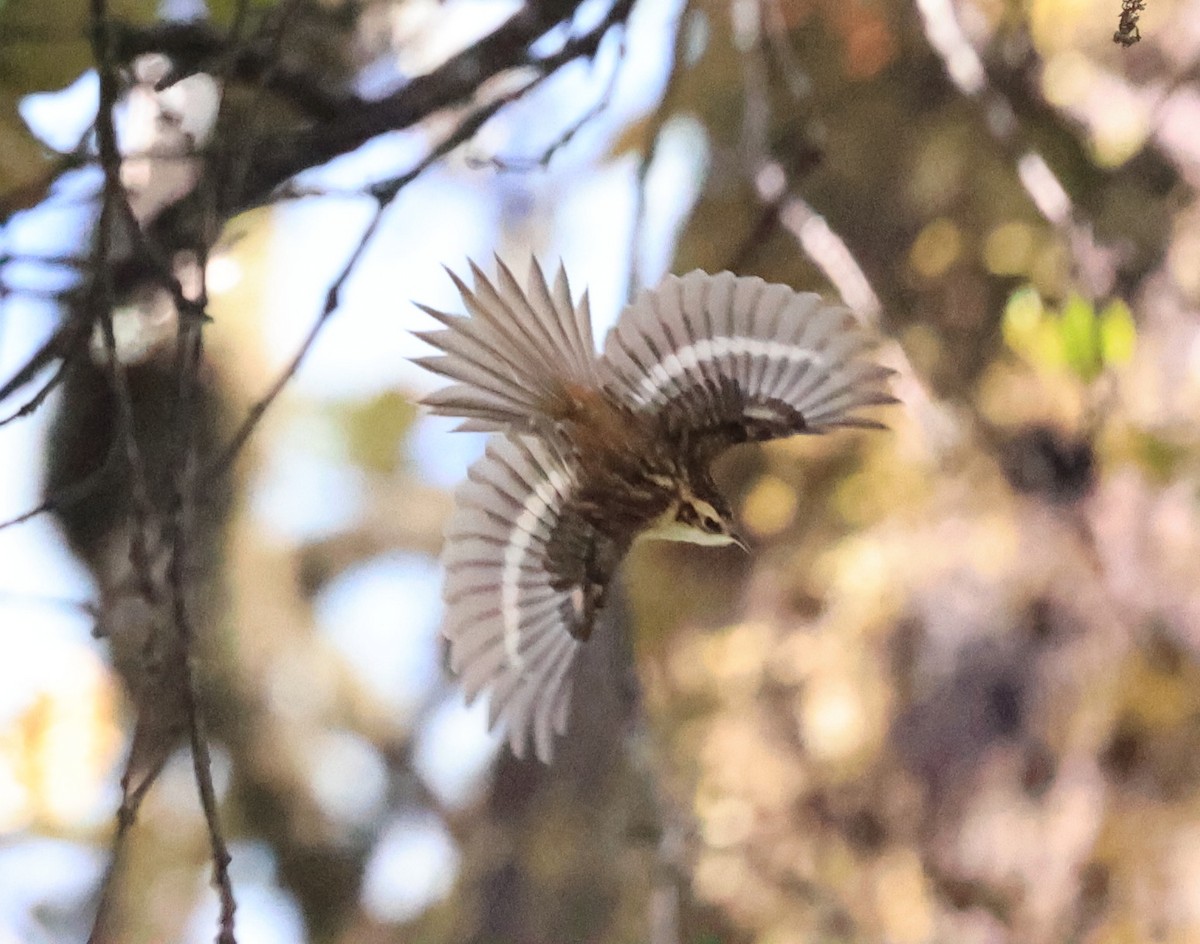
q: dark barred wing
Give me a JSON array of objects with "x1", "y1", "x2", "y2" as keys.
[
  {"x1": 601, "y1": 271, "x2": 895, "y2": 456},
  {"x1": 442, "y1": 433, "x2": 608, "y2": 762}
]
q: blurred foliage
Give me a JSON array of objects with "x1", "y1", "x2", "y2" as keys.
[
  {"x1": 1003, "y1": 287, "x2": 1137, "y2": 383},
  {"x1": 332, "y1": 390, "x2": 418, "y2": 475},
  {"x1": 0, "y1": 0, "x2": 157, "y2": 207}
]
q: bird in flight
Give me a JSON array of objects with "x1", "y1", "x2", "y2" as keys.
[{"x1": 413, "y1": 260, "x2": 895, "y2": 761}]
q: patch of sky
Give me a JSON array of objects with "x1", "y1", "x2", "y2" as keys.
[
  {"x1": 48, "y1": 166, "x2": 103, "y2": 205},
  {"x1": 158, "y1": 0, "x2": 208, "y2": 21},
  {"x1": 633, "y1": 114, "x2": 711, "y2": 287},
  {"x1": 353, "y1": 56, "x2": 409, "y2": 102},
  {"x1": 0, "y1": 291, "x2": 100, "y2": 739},
  {"x1": 413, "y1": 695, "x2": 501, "y2": 809},
  {"x1": 553, "y1": 158, "x2": 637, "y2": 338},
  {"x1": 3, "y1": 199, "x2": 96, "y2": 262},
  {"x1": 306, "y1": 729, "x2": 389, "y2": 830},
  {"x1": 0, "y1": 838, "x2": 106, "y2": 943},
  {"x1": 1, "y1": 258, "x2": 84, "y2": 296},
  {"x1": 0, "y1": 600, "x2": 101, "y2": 728},
  {"x1": 513, "y1": 0, "x2": 684, "y2": 170},
  {"x1": 408, "y1": 415, "x2": 485, "y2": 489},
  {"x1": 0, "y1": 296, "x2": 63, "y2": 375},
  {"x1": 313, "y1": 552, "x2": 443, "y2": 720},
  {"x1": 289, "y1": 128, "x2": 430, "y2": 194},
  {"x1": 360, "y1": 810, "x2": 460, "y2": 924},
  {"x1": 150, "y1": 745, "x2": 234, "y2": 820},
  {"x1": 250, "y1": 420, "x2": 366, "y2": 542},
  {"x1": 265, "y1": 166, "x2": 496, "y2": 401},
  {"x1": 19, "y1": 72, "x2": 99, "y2": 154}
]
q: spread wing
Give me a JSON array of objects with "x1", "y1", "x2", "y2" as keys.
[
  {"x1": 441, "y1": 432, "x2": 614, "y2": 762},
  {"x1": 600, "y1": 271, "x2": 895, "y2": 460},
  {"x1": 413, "y1": 258, "x2": 599, "y2": 434}
]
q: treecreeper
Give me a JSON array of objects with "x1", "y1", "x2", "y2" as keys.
[{"x1": 411, "y1": 259, "x2": 896, "y2": 762}]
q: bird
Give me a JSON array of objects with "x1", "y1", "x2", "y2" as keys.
[{"x1": 412, "y1": 259, "x2": 896, "y2": 762}]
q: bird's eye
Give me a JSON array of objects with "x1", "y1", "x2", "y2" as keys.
[{"x1": 701, "y1": 517, "x2": 722, "y2": 534}]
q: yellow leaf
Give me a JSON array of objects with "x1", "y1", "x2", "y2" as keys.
[
  {"x1": 1099, "y1": 299, "x2": 1137, "y2": 366},
  {"x1": 1058, "y1": 293, "x2": 1102, "y2": 383},
  {"x1": 1002, "y1": 286, "x2": 1044, "y2": 358}
]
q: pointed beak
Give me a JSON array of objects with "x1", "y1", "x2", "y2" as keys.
[{"x1": 729, "y1": 531, "x2": 751, "y2": 553}]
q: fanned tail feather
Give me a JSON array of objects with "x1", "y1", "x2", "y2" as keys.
[{"x1": 413, "y1": 258, "x2": 600, "y2": 433}]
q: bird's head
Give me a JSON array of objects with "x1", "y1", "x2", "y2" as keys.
[{"x1": 641, "y1": 483, "x2": 748, "y2": 551}]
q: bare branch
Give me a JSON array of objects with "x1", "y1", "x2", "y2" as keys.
[
  {"x1": 206, "y1": 44, "x2": 595, "y2": 479},
  {"x1": 87, "y1": 750, "x2": 171, "y2": 944},
  {"x1": 0, "y1": 437, "x2": 121, "y2": 533},
  {"x1": 0, "y1": 358, "x2": 73, "y2": 428},
  {"x1": 468, "y1": 32, "x2": 627, "y2": 172}
]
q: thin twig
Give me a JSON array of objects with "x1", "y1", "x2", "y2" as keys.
[
  {"x1": 205, "y1": 28, "x2": 620, "y2": 480},
  {"x1": 0, "y1": 357, "x2": 72, "y2": 428},
  {"x1": 87, "y1": 750, "x2": 171, "y2": 944},
  {"x1": 163, "y1": 223, "x2": 237, "y2": 944},
  {"x1": 90, "y1": 0, "x2": 160, "y2": 601},
  {"x1": 759, "y1": 0, "x2": 810, "y2": 99},
  {"x1": 0, "y1": 435, "x2": 121, "y2": 534},
  {"x1": 468, "y1": 31, "x2": 628, "y2": 172},
  {"x1": 156, "y1": 3, "x2": 256, "y2": 938},
  {"x1": 0, "y1": 318, "x2": 89, "y2": 405},
  {"x1": 84, "y1": 1, "x2": 190, "y2": 939}
]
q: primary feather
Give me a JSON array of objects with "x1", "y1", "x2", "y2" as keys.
[{"x1": 414, "y1": 258, "x2": 598, "y2": 433}]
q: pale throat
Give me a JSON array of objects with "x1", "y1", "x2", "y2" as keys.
[{"x1": 637, "y1": 493, "x2": 739, "y2": 548}]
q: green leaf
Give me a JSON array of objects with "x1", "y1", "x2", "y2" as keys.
[
  {"x1": 338, "y1": 391, "x2": 418, "y2": 475},
  {"x1": 206, "y1": 0, "x2": 279, "y2": 26},
  {"x1": 1130, "y1": 430, "x2": 1187, "y2": 483},
  {"x1": 1058, "y1": 293, "x2": 1102, "y2": 383},
  {"x1": 1099, "y1": 299, "x2": 1137, "y2": 366}
]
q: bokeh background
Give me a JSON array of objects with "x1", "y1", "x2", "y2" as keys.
[{"x1": 2, "y1": 0, "x2": 1200, "y2": 941}]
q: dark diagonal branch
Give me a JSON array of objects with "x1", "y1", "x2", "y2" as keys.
[
  {"x1": 236, "y1": 0, "x2": 635, "y2": 208},
  {"x1": 0, "y1": 358, "x2": 73, "y2": 428},
  {"x1": 205, "y1": 90, "x2": 510, "y2": 480},
  {"x1": 206, "y1": 0, "x2": 637, "y2": 480}
]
